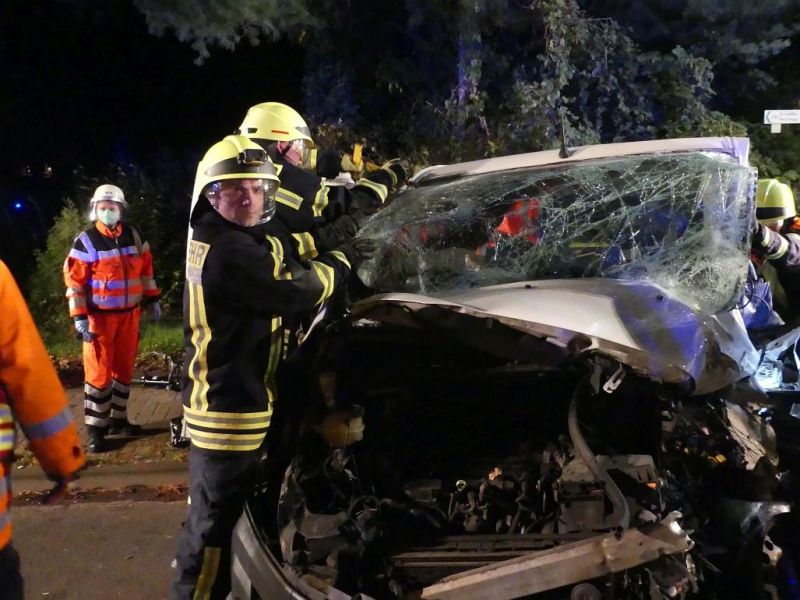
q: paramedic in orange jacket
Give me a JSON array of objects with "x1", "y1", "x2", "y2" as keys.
[
  {"x1": 63, "y1": 184, "x2": 161, "y2": 453},
  {"x1": 0, "y1": 259, "x2": 85, "y2": 598}
]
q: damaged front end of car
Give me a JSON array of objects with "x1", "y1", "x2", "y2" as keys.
[{"x1": 231, "y1": 138, "x2": 800, "y2": 600}]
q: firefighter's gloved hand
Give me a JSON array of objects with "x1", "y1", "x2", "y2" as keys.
[
  {"x1": 329, "y1": 215, "x2": 359, "y2": 244},
  {"x1": 74, "y1": 318, "x2": 95, "y2": 343},
  {"x1": 380, "y1": 159, "x2": 409, "y2": 190},
  {"x1": 150, "y1": 301, "x2": 163, "y2": 323},
  {"x1": 339, "y1": 238, "x2": 378, "y2": 269},
  {"x1": 341, "y1": 153, "x2": 364, "y2": 176},
  {"x1": 316, "y1": 149, "x2": 342, "y2": 179}
]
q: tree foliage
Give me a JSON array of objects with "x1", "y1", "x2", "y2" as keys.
[
  {"x1": 28, "y1": 200, "x2": 83, "y2": 343},
  {"x1": 132, "y1": 0, "x2": 317, "y2": 63},
  {"x1": 131, "y1": 0, "x2": 798, "y2": 166}
]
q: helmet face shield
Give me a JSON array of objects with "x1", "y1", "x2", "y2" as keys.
[
  {"x1": 204, "y1": 178, "x2": 278, "y2": 227},
  {"x1": 191, "y1": 134, "x2": 281, "y2": 227}
]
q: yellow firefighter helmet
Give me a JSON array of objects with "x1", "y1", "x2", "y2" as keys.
[
  {"x1": 756, "y1": 178, "x2": 796, "y2": 226},
  {"x1": 238, "y1": 102, "x2": 316, "y2": 147},
  {"x1": 190, "y1": 135, "x2": 280, "y2": 226}
]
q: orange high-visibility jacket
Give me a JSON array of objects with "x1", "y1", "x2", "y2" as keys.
[
  {"x1": 64, "y1": 222, "x2": 160, "y2": 317},
  {"x1": 0, "y1": 260, "x2": 84, "y2": 550}
]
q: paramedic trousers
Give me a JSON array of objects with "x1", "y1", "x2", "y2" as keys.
[{"x1": 82, "y1": 308, "x2": 140, "y2": 428}]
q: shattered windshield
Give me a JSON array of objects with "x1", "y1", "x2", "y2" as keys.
[{"x1": 358, "y1": 151, "x2": 756, "y2": 314}]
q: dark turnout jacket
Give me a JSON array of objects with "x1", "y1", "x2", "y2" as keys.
[
  {"x1": 182, "y1": 209, "x2": 351, "y2": 453},
  {"x1": 267, "y1": 148, "x2": 399, "y2": 256}
]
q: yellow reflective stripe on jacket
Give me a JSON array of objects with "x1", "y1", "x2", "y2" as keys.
[
  {"x1": 768, "y1": 234, "x2": 790, "y2": 260},
  {"x1": 184, "y1": 406, "x2": 271, "y2": 429},
  {"x1": 187, "y1": 282, "x2": 211, "y2": 411},
  {"x1": 184, "y1": 404, "x2": 272, "y2": 452},
  {"x1": 328, "y1": 250, "x2": 351, "y2": 269},
  {"x1": 265, "y1": 317, "x2": 282, "y2": 405},
  {"x1": 312, "y1": 186, "x2": 329, "y2": 218},
  {"x1": 310, "y1": 261, "x2": 335, "y2": 305},
  {"x1": 267, "y1": 236, "x2": 292, "y2": 281},
  {"x1": 291, "y1": 232, "x2": 319, "y2": 260},
  {"x1": 275, "y1": 187, "x2": 303, "y2": 210},
  {"x1": 356, "y1": 178, "x2": 389, "y2": 203}
]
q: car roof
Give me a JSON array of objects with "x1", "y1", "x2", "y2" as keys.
[{"x1": 410, "y1": 137, "x2": 750, "y2": 184}]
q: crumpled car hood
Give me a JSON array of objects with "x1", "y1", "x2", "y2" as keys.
[{"x1": 352, "y1": 278, "x2": 759, "y2": 395}]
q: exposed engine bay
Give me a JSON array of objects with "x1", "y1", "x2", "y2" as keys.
[{"x1": 255, "y1": 319, "x2": 800, "y2": 600}]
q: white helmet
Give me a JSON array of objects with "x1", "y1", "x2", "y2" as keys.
[{"x1": 89, "y1": 184, "x2": 129, "y2": 221}]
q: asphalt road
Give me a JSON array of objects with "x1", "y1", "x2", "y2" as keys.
[{"x1": 12, "y1": 500, "x2": 187, "y2": 599}]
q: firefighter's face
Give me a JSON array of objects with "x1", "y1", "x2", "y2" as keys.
[{"x1": 210, "y1": 179, "x2": 275, "y2": 227}]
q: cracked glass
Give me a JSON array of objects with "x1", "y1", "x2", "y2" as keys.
[{"x1": 357, "y1": 152, "x2": 756, "y2": 314}]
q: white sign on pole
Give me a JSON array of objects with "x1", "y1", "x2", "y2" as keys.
[
  {"x1": 764, "y1": 110, "x2": 800, "y2": 133},
  {"x1": 764, "y1": 110, "x2": 800, "y2": 124}
]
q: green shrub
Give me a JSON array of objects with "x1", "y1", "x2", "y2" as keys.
[{"x1": 27, "y1": 200, "x2": 84, "y2": 346}]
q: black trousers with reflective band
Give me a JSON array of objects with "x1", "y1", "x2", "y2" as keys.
[
  {"x1": 0, "y1": 544, "x2": 24, "y2": 600},
  {"x1": 172, "y1": 447, "x2": 259, "y2": 600}
]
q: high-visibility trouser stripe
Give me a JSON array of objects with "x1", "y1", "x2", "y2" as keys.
[
  {"x1": 187, "y1": 282, "x2": 211, "y2": 412},
  {"x1": 312, "y1": 186, "x2": 329, "y2": 218},
  {"x1": 265, "y1": 317, "x2": 282, "y2": 405},
  {"x1": 193, "y1": 546, "x2": 221, "y2": 600},
  {"x1": 0, "y1": 405, "x2": 11, "y2": 424},
  {"x1": 356, "y1": 179, "x2": 389, "y2": 203},
  {"x1": 275, "y1": 188, "x2": 303, "y2": 210},
  {"x1": 110, "y1": 384, "x2": 129, "y2": 420},
  {"x1": 768, "y1": 235, "x2": 790, "y2": 260},
  {"x1": 310, "y1": 261, "x2": 335, "y2": 305},
  {"x1": 85, "y1": 384, "x2": 112, "y2": 427},
  {"x1": 266, "y1": 236, "x2": 292, "y2": 281},
  {"x1": 291, "y1": 232, "x2": 319, "y2": 260},
  {"x1": 20, "y1": 406, "x2": 73, "y2": 441}
]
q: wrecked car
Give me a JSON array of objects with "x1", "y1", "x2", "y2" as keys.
[{"x1": 230, "y1": 138, "x2": 800, "y2": 599}]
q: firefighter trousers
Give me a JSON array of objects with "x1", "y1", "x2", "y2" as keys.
[
  {"x1": 172, "y1": 447, "x2": 259, "y2": 600},
  {"x1": 82, "y1": 308, "x2": 140, "y2": 428}
]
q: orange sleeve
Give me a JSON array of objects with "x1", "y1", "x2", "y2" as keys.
[
  {"x1": 0, "y1": 260, "x2": 84, "y2": 476},
  {"x1": 140, "y1": 241, "x2": 160, "y2": 299},
  {"x1": 63, "y1": 247, "x2": 92, "y2": 318}
]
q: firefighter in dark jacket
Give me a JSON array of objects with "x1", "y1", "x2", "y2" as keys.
[
  {"x1": 172, "y1": 135, "x2": 372, "y2": 600},
  {"x1": 237, "y1": 101, "x2": 407, "y2": 260},
  {"x1": 751, "y1": 178, "x2": 800, "y2": 324}
]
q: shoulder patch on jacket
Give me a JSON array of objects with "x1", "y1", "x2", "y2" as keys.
[{"x1": 187, "y1": 240, "x2": 211, "y2": 284}]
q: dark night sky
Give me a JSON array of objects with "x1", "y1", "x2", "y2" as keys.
[{"x1": 0, "y1": 0, "x2": 303, "y2": 176}]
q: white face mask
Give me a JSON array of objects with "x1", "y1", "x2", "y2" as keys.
[{"x1": 97, "y1": 207, "x2": 120, "y2": 227}]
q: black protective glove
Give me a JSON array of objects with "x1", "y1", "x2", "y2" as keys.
[
  {"x1": 328, "y1": 214, "x2": 359, "y2": 245},
  {"x1": 338, "y1": 238, "x2": 378, "y2": 269},
  {"x1": 316, "y1": 149, "x2": 342, "y2": 179}
]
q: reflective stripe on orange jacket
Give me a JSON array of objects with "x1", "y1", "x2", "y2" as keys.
[
  {"x1": 0, "y1": 260, "x2": 84, "y2": 550},
  {"x1": 64, "y1": 222, "x2": 160, "y2": 317}
]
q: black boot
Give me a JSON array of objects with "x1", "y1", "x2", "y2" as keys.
[
  {"x1": 108, "y1": 418, "x2": 142, "y2": 436},
  {"x1": 87, "y1": 426, "x2": 108, "y2": 453}
]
